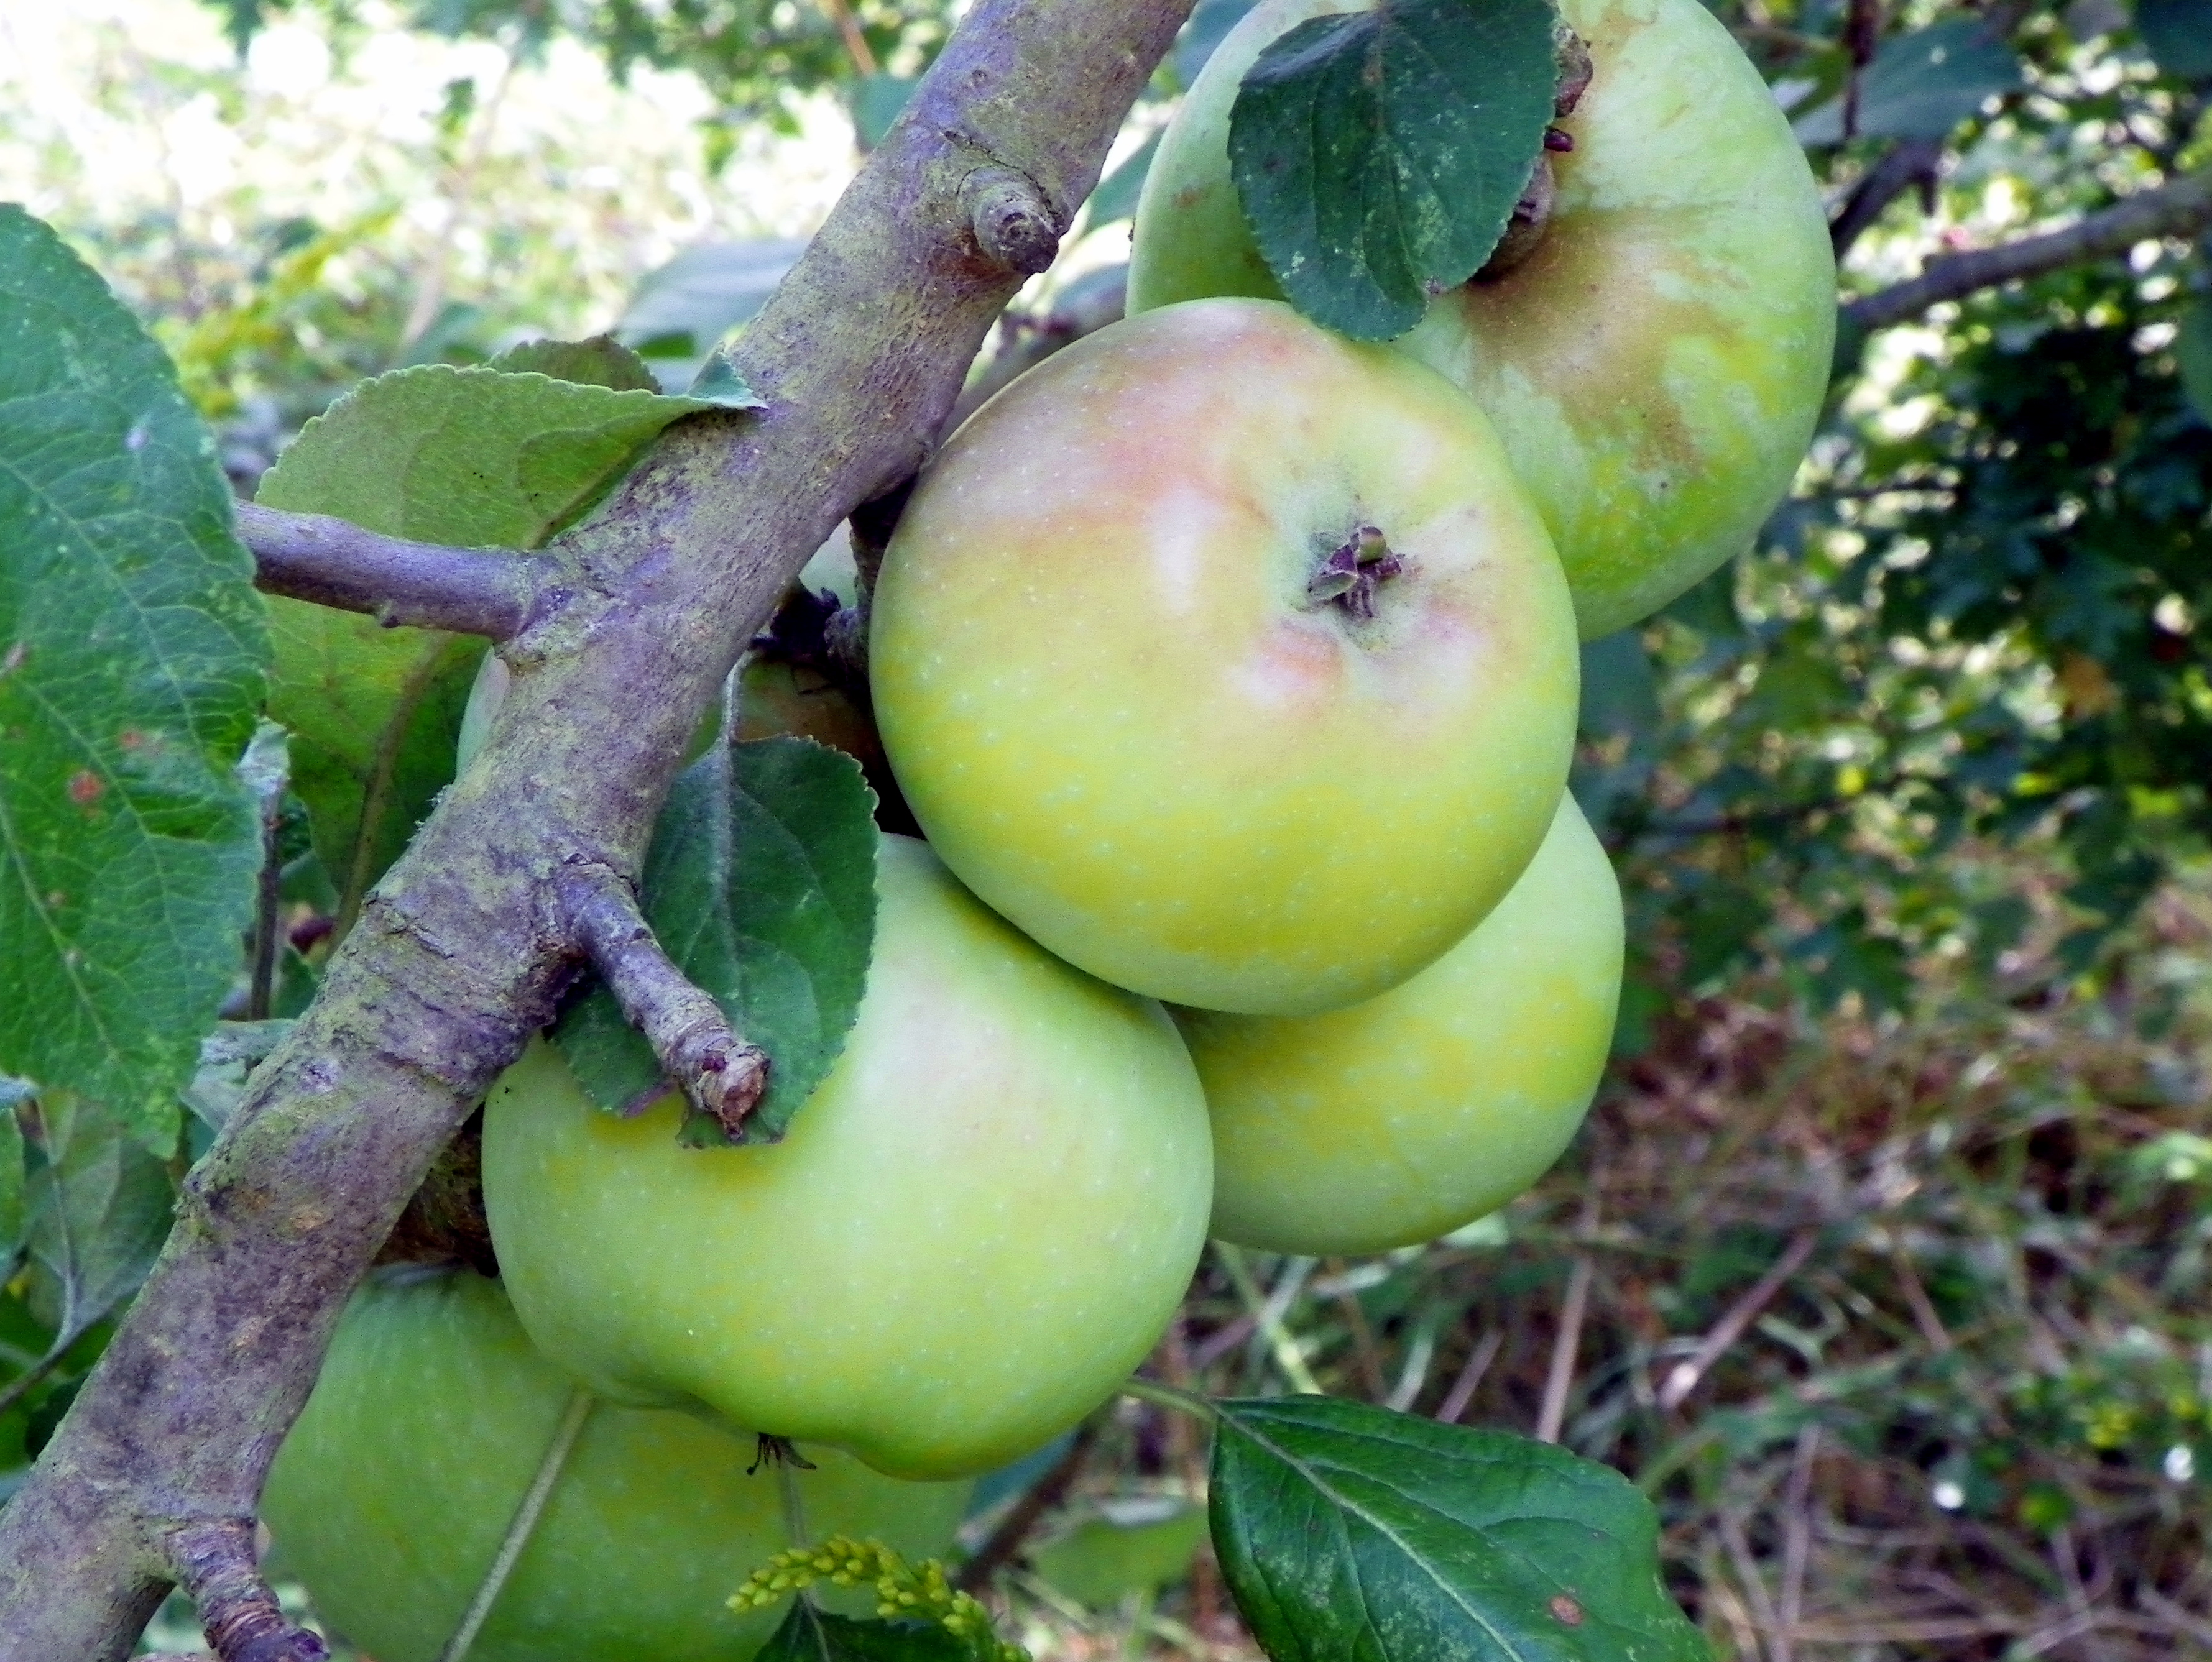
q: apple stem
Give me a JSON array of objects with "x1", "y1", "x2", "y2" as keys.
[
  {"x1": 436, "y1": 1389, "x2": 596, "y2": 1662},
  {"x1": 1120, "y1": 1377, "x2": 1219, "y2": 1423},
  {"x1": 1305, "y1": 526, "x2": 1404, "y2": 622}
]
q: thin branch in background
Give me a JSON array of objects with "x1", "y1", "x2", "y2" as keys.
[
  {"x1": 237, "y1": 502, "x2": 551, "y2": 641},
  {"x1": 166, "y1": 1518, "x2": 326, "y2": 1662},
  {"x1": 1659, "y1": 1226, "x2": 1820, "y2": 1412},
  {"x1": 954, "y1": 1417, "x2": 1100, "y2": 1592},
  {"x1": 1774, "y1": 1425, "x2": 1821, "y2": 1662},
  {"x1": 1830, "y1": 136, "x2": 1945, "y2": 258},
  {"x1": 558, "y1": 863, "x2": 768, "y2": 1137},
  {"x1": 1433, "y1": 1328, "x2": 1503, "y2": 1426},
  {"x1": 1536, "y1": 1256, "x2": 1593, "y2": 1444},
  {"x1": 1324, "y1": 1257, "x2": 1389, "y2": 1401},
  {"x1": 247, "y1": 796, "x2": 283, "y2": 1024},
  {"x1": 814, "y1": 0, "x2": 880, "y2": 78},
  {"x1": 1536, "y1": 1182, "x2": 1603, "y2": 1444},
  {"x1": 1846, "y1": 167, "x2": 2212, "y2": 333},
  {"x1": 1215, "y1": 1246, "x2": 1322, "y2": 1396},
  {"x1": 1718, "y1": 1510, "x2": 1786, "y2": 1661}
]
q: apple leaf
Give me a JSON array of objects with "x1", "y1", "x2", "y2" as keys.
[
  {"x1": 553, "y1": 737, "x2": 878, "y2": 1146},
  {"x1": 1793, "y1": 19, "x2": 2024, "y2": 145},
  {"x1": 22, "y1": 1096, "x2": 176, "y2": 1346},
  {"x1": 1209, "y1": 1396, "x2": 1705, "y2": 1662},
  {"x1": 2140, "y1": 0, "x2": 2212, "y2": 81},
  {"x1": 1227, "y1": 0, "x2": 1559, "y2": 341},
  {"x1": 487, "y1": 334, "x2": 663, "y2": 392},
  {"x1": 0, "y1": 204, "x2": 270, "y2": 1149},
  {"x1": 0, "y1": 1108, "x2": 24, "y2": 1268},
  {"x1": 1034, "y1": 1500, "x2": 1209, "y2": 1607},
  {"x1": 257, "y1": 359, "x2": 748, "y2": 912},
  {"x1": 757, "y1": 1604, "x2": 970, "y2": 1662}
]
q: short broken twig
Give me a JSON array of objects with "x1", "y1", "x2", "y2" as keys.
[
  {"x1": 166, "y1": 1518, "x2": 327, "y2": 1662},
  {"x1": 559, "y1": 863, "x2": 768, "y2": 1136}
]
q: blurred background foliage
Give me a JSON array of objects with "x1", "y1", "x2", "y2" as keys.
[{"x1": 7, "y1": 0, "x2": 2212, "y2": 1656}]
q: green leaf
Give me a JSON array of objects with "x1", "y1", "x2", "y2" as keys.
[
  {"x1": 1089, "y1": 132, "x2": 1162, "y2": 227},
  {"x1": 0, "y1": 204, "x2": 269, "y2": 1145},
  {"x1": 23, "y1": 1096, "x2": 175, "y2": 1344},
  {"x1": 257, "y1": 361, "x2": 739, "y2": 904},
  {"x1": 850, "y1": 74, "x2": 919, "y2": 149},
  {"x1": 1035, "y1": 1499, "x2": 1209, "y2": 1607},
  {"x1": 489, "y1": 334, "x2": 662, "y2": 391},
  {"x1": 616, "y1": 239, "x2": 806, "y2": 388},
  {"x1": 1227, "y1": 0, "x2": 1559, "y2": 341},
  {"x1": 1209, "y1": 1397, "x2": 1705, "y2": 1662},
  {"x1": 553, "y1": 737, "x2": 878, "y2": 1145},
  {"x1": 0, "y1": 1108, "x2": 24, "y2": 1268},
  {"x1": 1794, "y1": 20, "x2": 2024, "y2": 145},
  {"x1": 2175, "y1": 294, "x2": 2212, "y2": 423},
  {"x1": 178, "y1": 1019, "x2": 296, "y2": 1134},
  {"x1": 2139, "y1": 0, "x2": 2212, "y2": 81},
  {"x1": 757, "y1": 1603, "x2": 967, "y2": 1662}
]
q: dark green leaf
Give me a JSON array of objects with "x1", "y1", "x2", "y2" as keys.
[
  {"x1": 0, "y1": 205, "x2": 269, "y2": 1147},
  {"x1": 1795, "y1": 20, "x2": 2024, "y2": 144},
  {"x1": 757, "y1": 1602, "x2": 966, "y2": 1662},
  {"x1": 1209, "y1": 1396, "x2": 1704, "y2": 1662},
  {"x1": 1578, "y1": 633, "x2": 1661, "y2": 743},
  {"x1": 2139, "y1": 0, "x2": 2212, "y2": 81},
  {"x1": 1089, "y1": 132, "x2": 1162, "y2": 226},
  {"x1": 489, "y1": 334, "x2": 662, "y2": 391},
  {"x1": 24, "y1": 1096, "x2": 175, "y2": 1344},
  {"x1": 1227, "y1": 0, "x2": 1558, "y2": 339},
  {"x1": 553, "y1": 738, "x2": 878, "y2": 1144},
  {"x1": 1035, "y1": 1500, "x2": 1209, "y2": 1607}
]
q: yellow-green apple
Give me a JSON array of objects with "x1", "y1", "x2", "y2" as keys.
[
  {"x1": 870, "y1": 298, "x2": 1578, "y2": 1016},
  {"x1": 481, "y1": 835, "x2": 1213, "y2": 1482},
  {"x1": 1128, "y1": 0, "x2": 1836, "y2": 639},
  {"x1": 1178, "y1": 793, "x2": 1622, "y2": 1256},
  {"x1": 260, "y1": 1268, "x2": 970, "y2": 1662}
]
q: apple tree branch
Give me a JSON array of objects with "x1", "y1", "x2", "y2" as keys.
[{"x1": 0, "y1": 1, "x2": 1196, "y2": 1655}]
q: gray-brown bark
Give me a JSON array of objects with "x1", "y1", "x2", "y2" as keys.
[{"x1": 0, "y1": 2, "x2": 1193, "y2": 1655}]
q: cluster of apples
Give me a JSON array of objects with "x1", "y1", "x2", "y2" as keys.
[{"x1": 261, "y1": 1, "x2": 1832, "y2": 1656}]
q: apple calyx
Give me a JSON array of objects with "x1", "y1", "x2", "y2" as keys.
[
  {"x1": 1306, "y1": 525, "x2": 1403, "y2": 621},
  {"x1": 1474, "y1": 29, "x2": 1594, "y2": 283},
  {"x1": 747, "y1": 1433, "x2": 818, "y2": 1475}
]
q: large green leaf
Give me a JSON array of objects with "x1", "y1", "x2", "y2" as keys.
[
  {"x1": 1227, "y1": 0, "x2": 1558, "y2": 340},
  {"x1": 1209, "y1": 1397, "x2": 1705, "y2": 1662},
  {"x1": 0, "y1": 205, "x2": 269, "y2": 1147},
  {"x1": 553, "y1": 737, "x2": 878, "y2": 1145},
  {"x1": 0, "y1": 1108, "x2": 24, "y2": 1269},
  {"x1": 757, "y1": 1604, "x2": 968, "y2": 1662},
  {"x1": 1794, "y1": 19, "x2": 2024, "y2": 145},
  {"x1": 256, "y1": 360, "x2": 749, "y2": 909},
  {"x1": 22, "y1": 1096, "x2": 175, "y2": 1346},
  {"x1": 1034, "y1": 1500, "x2": 1209, "y2": 1607},
  {"x1": 2139, "y1": 0, "x2": 2212, "y2": 81}
]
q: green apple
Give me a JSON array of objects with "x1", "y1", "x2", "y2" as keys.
[
  {"x1": 1179, "y1": 793, "x2": 1623, "y2": 1256},
  {"x1": 482, "y1": 835, "x2": 1213, "y2": 1482},
  {"x1": 870, "y1": 298, "x2": 1578, "y2": 1017},
  {"x1": 260, "y1": 1268, "x2": 970, "y2": 1662},
  {"x1": 1128, "y1": 0, "x2": 1837, "y2": 640}
]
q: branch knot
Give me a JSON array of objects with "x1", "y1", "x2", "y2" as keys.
[{"x1": 962, "y1": 167, "x2": 1063, "y2": 275}]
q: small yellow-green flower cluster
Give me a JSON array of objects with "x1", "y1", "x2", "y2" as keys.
[{"x1": 729, "y1": 1535, "x2": 1027, "y2": 1662}]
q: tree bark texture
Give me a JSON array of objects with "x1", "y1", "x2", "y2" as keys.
[{"x1": 0, "y1": 2, "x2": 1193, "y2": 1654}]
